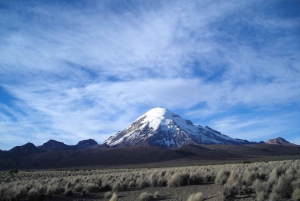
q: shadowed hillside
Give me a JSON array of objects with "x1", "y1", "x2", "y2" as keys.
[{"x1": 1, "y1": 144, "x2": 300, "y2": 170}]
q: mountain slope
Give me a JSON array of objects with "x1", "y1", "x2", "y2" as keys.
[
  {"x1": 104, "y1": 108, "x2": 250, "y2": 148},
  {"x1": 1, "y1": 144, "x2": 300, "y2": 170},
  {"x1": 3, "y1": 139, "x2": 103, "y2": 154}
]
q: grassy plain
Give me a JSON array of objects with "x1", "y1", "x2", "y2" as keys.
[{"x1": 1, "y1": 159, "x2": 300, "y2": 201}]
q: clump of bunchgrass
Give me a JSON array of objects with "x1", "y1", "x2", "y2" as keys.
[
  {"x1": 64, "y1": 189, "x2": 73, "y2": 197},
  {"x1": 139, "y1": 192, "x2": 154, "y2": 201},
  {"x1": 28, "y1": 188, "x2": 40, "y2": 201},
  {"x1": 168, "y1": 172, "x2": 189, "y2": 187},
  {"x1": 112, "y1": 182, "x2": 126, "y2": 192},
  {"x1": 292, "y1": 188, "x2": 300, "y2": 201},
  {"x1": 104, "y1": 191, "x2": 113, "y2": 199},
  {"x1": 187, "y1": 192, "x2": 204, "y2": 201},
  {"x1": 109, "y1": 192, "x2": 117, "y2": 201},
  {"x1": 215, "y1": 169, "x2": 230, "y2": 185},
  {"x1": 154, "y1": 191, "x2": 160, "y2": 198}
]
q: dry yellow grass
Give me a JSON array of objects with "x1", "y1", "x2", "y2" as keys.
[{"x1": 0, "y1": 159, "x2": 299, "y2": 201}]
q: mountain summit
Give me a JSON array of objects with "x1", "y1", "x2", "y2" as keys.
[
  {"x1": 266, "y1": 137, "x2": 294, "y2": 145},
  {"x1": 104, "y1": 107, "x2": 249, "y2": 148}
]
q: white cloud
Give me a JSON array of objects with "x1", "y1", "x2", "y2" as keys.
[
  {"x1": 1, "y1": 77, "x2": 299, "y2": 148},
  {"x1": 0, "y1": 0, "x2": 299, "y2": 149},
  {"x1": 210, "y1": 113, "x2": 300, "y2": 141}
]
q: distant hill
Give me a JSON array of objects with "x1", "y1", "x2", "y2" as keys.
[
  {"x1": 38, "y1": 140, "x2": 70, "y2": 151},
  {"x1": 6, "y1": 139, "x2": 103, "y2": 154},
  {"x1": 266, "y1": 137, "x2": 295, "y2": 145},
  {"x1": 9, "y1": 142, "x2": 39, "y2": 154},
  {"x1": 75, "y1": 139, "x2": 99, "y2": 149}
]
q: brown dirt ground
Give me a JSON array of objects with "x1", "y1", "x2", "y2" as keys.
[{"x1": 44, "y1": 184, "x2": 254, "y2": 201}]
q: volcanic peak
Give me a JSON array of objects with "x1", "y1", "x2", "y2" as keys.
[{"x1": 105, "y1": 107, "x2": 250, "y2": 147}]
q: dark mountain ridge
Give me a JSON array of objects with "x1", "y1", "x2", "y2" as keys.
[
  {"x1": 1, "y1": 143, "x2": 300, "y2": 170},
  {"x1": 5, "y1": 139, "x2": 102, "y2": 154},
  {"x1": 38, "y1": 140, "x2": 70, "y2": 152},
  {"x1": 9, "y1": 142, "x2": 40, "y2": 154}
]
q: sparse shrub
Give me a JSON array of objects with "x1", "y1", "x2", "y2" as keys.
[
  {"x1": 28, "y1": 188, "x2": 39, "y2": 201},
  {"x1": 269, "y1": 191, "x2": 280, "y2": 201},
  {"x1": 112, "y1": 182, "x2": 126, "y2": 192},
  {"x1": 187, "y1": 192, "x2": 204, "y2": 201},
  {"x1": 105, "y1": 191, "x2": 113, "y2": 199},
  {"x1": 226, "y1": 170, "x2": 239, "y2": 186},
  {"x1": 0, "y1": 159, "x2": 299, "y2": 201},
  {"x1": 271, "y1": 174, "x2": 294, "y2": 199},
  {"x1": 203, "y1": 172, "x2": 214, "y2": 183},
  {"x1": 267, "y1": 167, "x2": 279, "y2": 189},
  {"x1": 149, "y1": 173, "x2": 159, "y2": 187},
  {"x1": 64, "y1": 189, "x2": 73, "y2": 197},
  {"x1": 168, "y1": 173, "x2": 189, "y2": 187},
  {"x1": 128, "y1": 180, "x2": 136, "y2": 187},
  {"x1": 256, "y1": 191, "x2": 267, "y2": 201},
  {"x1": 46, "y1": 187, "x2": 54, "y2": 197},
  {"x1": 223, "y1": 183, "x2": 238, "y2": 198},
  {"x1": 74, "y1": 183, "x2": 83, "y2": 192},
  {"x1": 238, "y1": 185, "x2": 250, "y2": 195},
  {"x1": 215, "y1": 169, "x2": 230, "y2": 185},
  {"x1": 154, "y1": 191, "x2": 160, "y2": 198},
  {"x1": 253, "y1": 179, "x2": 267, "y2": 194},
  {"x1": 242, "y1": 170, "x2": 255, "y2": 185},
  {"x1": 8, "y1": 169, "x2": 18, "y2": 180},
  {"x1": 110, "y1": 192, "x2": 117, "y2": 201},
  {"x1": 292, "y1": 188, "x2": 300, "y2": 201},
  {"x1": 100, "y1": 183, "x2": 112, "y2": 192},
  {"x1": 139, "y1": 192, "x2": 154, "y2": 201},
  {"x1": 188, "y1": 173, "x2": 203, "y2": 185},
  {"x1": 84, "y1": 182, "x2": 99, "y2": 193},
  {"x1": 137, "y1": 177, "x2": 150, "y2": 188}
]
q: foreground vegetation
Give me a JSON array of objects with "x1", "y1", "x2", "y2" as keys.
[{"x1": 0, "y1": 159, "x2": 299, "y2": 201}]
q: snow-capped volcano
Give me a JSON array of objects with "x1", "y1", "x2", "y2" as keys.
[{"x1": 104, "y1": 108, "x2": 250, "y2": 148}]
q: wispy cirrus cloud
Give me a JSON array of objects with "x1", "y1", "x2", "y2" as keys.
[{"x1": 0, "y1": 0, "x2": 299, "y2": 149}]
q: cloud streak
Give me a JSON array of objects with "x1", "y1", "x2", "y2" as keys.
[{"x1": 0, "y1": 0, "x2": 299, "y2": 149}]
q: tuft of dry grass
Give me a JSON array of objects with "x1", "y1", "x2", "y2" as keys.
[
  {"x1": 64, "y1": 189, "x2": 73, "y2": 197},
  {"x1": 215, "y1": 169, "x2": 230, "y2": 185},
  {"x1": 168, "y1": 172, "x2": 189, "y2": 187},
  {"x1": 109, "y1": 192, "x2": 117, "y2": 201},
  {"x1": 187, "y1": 192, "x2": 204, "y2": 201},
  {"x1": 269, "y1": 191, "x2": 280, "y2": 201},
  {"x1": 154, "y1": 191, "x2": 160, "y2": 198},
  {"x1": 104, "y1": 191, "x2": 113, "y2": 199},
  {"x1": 139, "y1": 192, "x2": 154, "y2": 201},
  {"x1": 28, "y1": 188, "x2": 39, "y2": 201},
  {"x1": 112, "y1": 182, "x2": 127, "y2": 192},
  {"x1": 0, "y1": 159, "x2": 299, "y2": 201},
  {"x1": 256, "y1": 191, "x2": 267, "y2": 201},
  {"x1": 293, "y1": 188, "x2": 300, "y2": 201}
]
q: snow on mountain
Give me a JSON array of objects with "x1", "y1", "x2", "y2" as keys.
[{"x1": 104, "y1": 107, "x2": 250, "y2": 148}]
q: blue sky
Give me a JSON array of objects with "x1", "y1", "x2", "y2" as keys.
[{"x1": 0, "y1": 0, "x2": 300, "y2": 150}]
